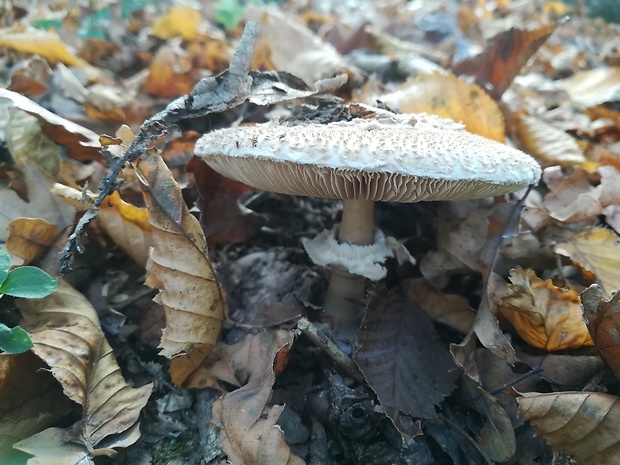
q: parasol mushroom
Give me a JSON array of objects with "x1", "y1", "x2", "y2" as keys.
[{"x1": 195, "y1": 109, "x2": 541, "y2": 335}]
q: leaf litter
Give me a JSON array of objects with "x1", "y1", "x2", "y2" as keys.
[{"x1": 1, "y1": 0, "x2": 620, "y2": 464}]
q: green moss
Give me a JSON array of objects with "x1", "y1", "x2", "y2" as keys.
[{"x1": 153, "y1": 435, "x2": 193, "y2": 465}]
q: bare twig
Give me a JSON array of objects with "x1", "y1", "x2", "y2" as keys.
[{"x1": 297, "y1": 317, "x2": 365, "y2": 383}]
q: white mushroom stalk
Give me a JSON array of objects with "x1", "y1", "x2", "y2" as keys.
[{"x1": 195, "y1": 110, "x2": 542, "y2": 336}]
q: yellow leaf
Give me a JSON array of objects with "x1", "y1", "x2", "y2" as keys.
[
  {"x1": 0, "y1": 30, "x2": 82, "y2": 67},
  {"x1": 381, "y1": 73, "x2": 506, "y2": 142},
  {"x1": 499, "y1": 267, "x2": 593, "y2": 350},
  {"x1": 555, "y1": 227, "x2": 620, "y2": 298},
  {"x1": 152, "y1": 5, "x2": 201, "y2": 41},
  {"x1": 135, "y1": 149, "x2": 226, "y2": 384}
]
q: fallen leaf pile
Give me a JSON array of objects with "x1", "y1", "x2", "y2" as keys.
[{"x1": 1, "y1": 0, "x2": 620, "y2": 464}]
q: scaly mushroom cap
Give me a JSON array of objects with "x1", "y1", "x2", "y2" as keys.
[{"x1": 195, "y1": 114, "x2": 541, "y2": 202}]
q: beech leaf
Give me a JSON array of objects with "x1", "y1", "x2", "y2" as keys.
[
  {"x1": 518, "y1": 391, "x2": 620, "y2": 465},
  {"x1": 15, "y1": 281, "x2": 153, "y2": 457},
  {"x1": 354, "y1": 289, "x2": 458, "y2": 425},
  {"x1": 210, "y1": 330, "x2": 303, "y2": 465},
  {"x1": 135, "y1": 149, "x2": 226, "y2": 385}
]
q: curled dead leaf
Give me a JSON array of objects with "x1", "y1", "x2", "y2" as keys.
[{"x1": 499, "y1": 267, "x2": 593, "y2": 350}]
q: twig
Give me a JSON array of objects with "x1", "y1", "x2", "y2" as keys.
[
  {"x1": 59, "y1": 22, "x2": 260, "y2": 274},
  {"x1": 297, "y1": 317, "x2": 365, "y2": 383}
]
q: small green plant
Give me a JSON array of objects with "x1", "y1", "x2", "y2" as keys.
[{"x1": 0, "y1": 249, "x2": 57, "y2": 354}]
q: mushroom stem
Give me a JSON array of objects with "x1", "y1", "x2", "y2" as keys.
[
  {"x1": 338, "y1": 199, "x2": 375, "y2": 245},
  {"x1": 324, "y1": 199, "x2": 376, "y2": 336}
]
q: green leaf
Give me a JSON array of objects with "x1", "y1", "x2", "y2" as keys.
[
  {"x1": 0, "y1": 323, "x2": 34, "y2": 354},
  {"x1": 0, "y1": 249, "x2": 10, "y2": 285},
  {"x1": 0, "y1": 267, "x2": 57, "y2": 298}
]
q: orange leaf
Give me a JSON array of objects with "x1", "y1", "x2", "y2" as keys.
[{"x1": 499, "y1": 267, "x2": 593, "y2": 350}]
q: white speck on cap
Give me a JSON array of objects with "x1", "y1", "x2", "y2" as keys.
[{"x1": 195, "y1": 114, "x2": 541, "y2": 202}]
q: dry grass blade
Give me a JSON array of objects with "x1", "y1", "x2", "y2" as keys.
[
  {"x1": 135, "y1": 149, "x2": 225, "y2": 385},
  {"x1": 518, "y1": 391, "x2": 620, "y2": 465}
]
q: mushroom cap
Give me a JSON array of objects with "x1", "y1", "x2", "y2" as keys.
[{"x1": 195, "y1": 115, "x2": 541, "y2": 202}]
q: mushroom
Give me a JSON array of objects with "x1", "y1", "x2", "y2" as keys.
[{"x1": 194, "y1": 110, "x2": 541, "y2": 335}]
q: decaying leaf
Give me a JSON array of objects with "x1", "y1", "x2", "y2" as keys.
[
  {"x1": 152, "y1": 5, "x2": 201, "y2": 41},
  {"x1": 405, "y1": 277, "x2": 476, "y2": 334},
  {"x1": 53, "y1": 184, "x2": 152, "y2": 267},
  {"x1": 15, "y1": 281, "x2": 153, "y2": 458},
  {"x1": 476, "y1": 388, "x2": 517, "y2": 462},
  {"x1": 516, "y1": 115, "x2": 592, "y2": 168},
  {"x1": 0, "y1": 89, "x2": 101, "y2": 161},
  {"x1": 541, "y1": 166, "x2": 620, "y2": 224},
  {"x1": 6, "y1": 218, "x2": 59, "y2": 266},
  {"x1": 144, "y1": 43, "x2": 198, "y2": 98},
  {"x1": 247, "y1": 6, "x2": 358, "y2": 86},
  {"x1": 135, "y1": 149, "x2": 225, "y2": 385},
  {"x1": 555, "y1": 227, "x2": 620, "y2": 299},
  {"x1": 0, "y1": 164, "x2": 75, "y2": 250},
  {"x1": 186, "y1": 156, "x2": 265, "y2": 246},
  {"x1": 354, "y1": 289, "x2": 459, "y2": 426},
  {"x1": 0, "y1": 29, "x2": 82, "y2": 67},
  {"x1": 380, "y1": 72, "x2": 505, "y2": 142},
  {"x1": 211, "y1": 330, "x2": 303, "y2": 465},
  {"x1": 454, "y1": 23, "x2": 558, "y2": 99},
  {"x1": 560, "y1": 67, "x2": 620, "y2": 108},
  {"x1": 499, "y1": 267, "x2": 593, "y2": 350},
  {"x1": 518, "y1": 391, "x2": 620, "y2": 465},
  {"x1": 581, "y1": 284, "x2": 620, "y2": 377},
  {"x1": 0, "y1": 352, "x2": 73, "y2": 462},
  {"x1": 518, "y1": 352, "x2": 606, "y2": 389}
]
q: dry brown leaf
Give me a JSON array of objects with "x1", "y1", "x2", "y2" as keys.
[
  {"x1": 581, "y1": 284, "x2": 620, "y2": 377},
  {"x1": 381, "y1": 73, "x2": 505, "y2": 142},
  {"x1": 518, "y1": 391, "x2": 620, "y2": 465},
  {"x1": 247, "y1": 6, "x2": 358, "y2": 85},
  {"x1": 135, "y1": 149, "x2": 225, "y2": 384},
  {"x1": 555, "y1": 227, "x2": 620, "y2": 299},
  {"x1": 0, "y1": 352, "x2": 73, "y2": 462},
  {"x1": 405, "y1": 277, "x2": 476, "y2": 334},
  {"x1": 516, "y1": 115, "x2": 594, "y2": 169},
  {"x1": 561, "y1": 67, "x2": 620, "y2": 108},
  {"x1": 152, "y1": 5, "x2": 201, "y2": 41},
  {"x1": 15, "y1": 281, "x2": 153, "y2": 457},
  {"x1": 499, "y1": 267, "x2": 593, "y2": 350},
  {"x1": 6, "y1": 218, "x2": 58, "y2": 266},
  {"x1": 53, "y1": 184, "x2": 152, "y2": 267},
  {"x1": 5, "y1": 109, "x2": 62, "y2": 177},
  {"x1": 518, "y1": 352, "x2": 606, "y2": 389},
  {"x1": 0, "y1": 29, "x2": 82, "y2": 67},
  {"x1": 186, "y1": 156, "x2": 265, "y2": 246},
  {"x1": 541, "y1": 166, "x2": 620, "y2": 224},
  {"x1": 211, "y1": 330, "x2": 303, "y2": 465},
  {"x1": 0, "y1": 89, "x2": 101, "y2": 161},
  {"x1": 144, "y1": 43, "x2": 198, "y2": 98},
  {"x1": 453, "y1": 23, "x2": 558, "y2": 100},
  {"x1": 354, "y1": 289, "x2": 459, "y2": 425},
  {"x1": 0, "y1": 164, "x2": 75, "y2": 253},
  {"x1": 476, "y1": 388, "x2": 516, "y2": 462}
]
